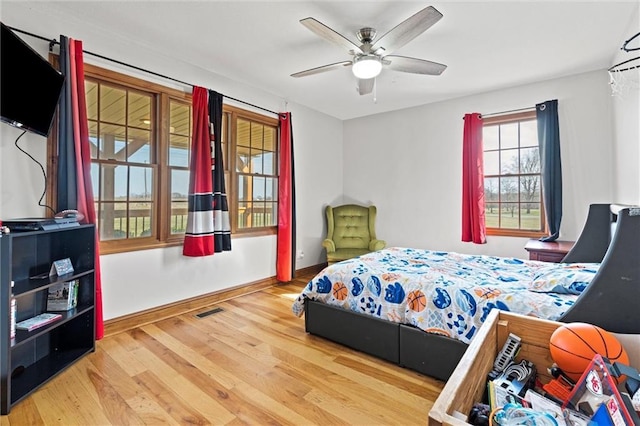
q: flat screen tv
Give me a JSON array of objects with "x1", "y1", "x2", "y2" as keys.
[{"x1": 1, "y1": 22, "x2": 65, "y2": 137}]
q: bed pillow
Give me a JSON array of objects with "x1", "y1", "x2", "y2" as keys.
[{"x1": 528, "y1": 263, "x2": 600, "y2": 295}]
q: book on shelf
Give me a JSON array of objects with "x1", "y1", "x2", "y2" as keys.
[
  {"x1": 15, "y1": 313, "x2": 62, "y2": 331},
  {"x1": 47, "y1": 279, "x2": 79, "y2": 311}
]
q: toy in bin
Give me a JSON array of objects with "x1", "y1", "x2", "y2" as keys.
[{"x1": 562, "y1": 354, "x2": 640, "y2": 425}]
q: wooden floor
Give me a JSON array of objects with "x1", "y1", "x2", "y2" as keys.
[{"x1": 1, "y1": 273, "x2": 445, "y2": 425}]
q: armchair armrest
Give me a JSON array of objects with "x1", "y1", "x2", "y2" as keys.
[
  {"x1": 322, "y1": 239, "x2": 336, "y2": 253},
  {"x1": 369, "y1": 239, "x2": 386, "y2": 251}
]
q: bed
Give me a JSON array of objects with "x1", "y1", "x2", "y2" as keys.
[{"x1": 291, "y1": 203, "x2": 640, "y2": 381}]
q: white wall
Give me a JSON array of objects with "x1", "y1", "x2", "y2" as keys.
[
  {"x1": 610, "y1": 8, "x2": 640, "y2": 205},
  {"x1": 343, "y1": 70, "x2": 616, "y2": 258},
  {"x1": 0, "y1": 9, "x2": 344, "y2": 320}
]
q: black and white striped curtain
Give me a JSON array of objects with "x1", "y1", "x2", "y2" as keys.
[{"x1": 209, "y1": 91, "x2": 231, "y2": 252}]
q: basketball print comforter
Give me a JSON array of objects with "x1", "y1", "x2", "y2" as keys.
[{"x1": 292, "y1": 247, "x2": 598, "y2": 344}]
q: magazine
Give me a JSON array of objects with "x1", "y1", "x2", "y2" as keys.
[{"x1": 16, "y1": 313, "x2": 62, "y2": 331}]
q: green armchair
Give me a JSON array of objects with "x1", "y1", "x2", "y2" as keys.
[{"x1": 322, "y1": 204, "x2": 386, "y2": 265}]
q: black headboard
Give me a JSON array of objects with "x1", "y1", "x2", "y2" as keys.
[
  {"x1": 562, "y1": 203, "x2": 617, "y2": 263},
  {"x1": 559, "y1": 204, "x2": 640, "y2": 333}
]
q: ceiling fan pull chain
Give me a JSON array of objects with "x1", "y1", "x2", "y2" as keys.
[{"x1": 373, "y1": 78, "x2": 377, "y2": 103}]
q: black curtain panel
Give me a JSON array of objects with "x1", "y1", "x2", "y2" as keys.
[
  {"x1": 56, "y1": 35, "x2": 77, "y2": 211},
  {"x1": 209, "y1": 90, "x2": 231, "y2": 252},
  {"x1": 537, "y1": 99, "x2": 563, "y2": 242}
]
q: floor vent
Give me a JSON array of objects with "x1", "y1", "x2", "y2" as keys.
[{"x1": 196, "y1": 307, "x2": 224, "y2": 318}]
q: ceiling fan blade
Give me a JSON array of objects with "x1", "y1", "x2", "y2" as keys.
[
  {"x1": 300, "y1": 17, "x2": 363, "y2": 54},
  {"x1": 371, "y1": 6, "x2": 443, "y2": 55},
  {"x1": 358, "y1": 78, "x2": 375, "y2": 95},
  {"x1": 385, "y1": 55, "x2": 447, "y2": 75},
  {"x1": 291, "y1": 61, "x2": 352, "y2": 78}
]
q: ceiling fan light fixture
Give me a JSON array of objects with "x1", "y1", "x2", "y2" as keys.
[{"x1": 352, "y1": 56, "x2": 382, "y2": 79}]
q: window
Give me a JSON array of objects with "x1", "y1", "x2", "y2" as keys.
[
  {"x1": 483, "y1": 111, "x2": 546, "y2": 237},
  {"x1": 77, "y1": 64, "x2": 192, "y2": 254},
  {"x1": 48, "y1": 63, "x2": 279, "y2": 254},
  {"x1": 226, "y1": 108, "x2": 279, "y2": 235}
]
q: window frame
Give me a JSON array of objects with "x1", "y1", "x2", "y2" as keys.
[{"x1": 483, "y1": 110, "x2": 547, "y2": 238}]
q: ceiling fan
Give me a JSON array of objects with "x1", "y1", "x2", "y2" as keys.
[{"x1": 291, "y1": 5, "x2": 447, "y2": 95}]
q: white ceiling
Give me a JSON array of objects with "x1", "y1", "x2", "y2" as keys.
[{"x1": 2, "y1": 1, "x2": 639, "y2": 120}]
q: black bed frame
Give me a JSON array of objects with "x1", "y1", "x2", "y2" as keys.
[{"x1": 303, "y1": 203, "x2": 640, "y2": 381}]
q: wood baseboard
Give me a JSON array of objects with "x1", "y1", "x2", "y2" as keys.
[{"x1": 103, "y1": 262, "x2": 326, "y2": 337}]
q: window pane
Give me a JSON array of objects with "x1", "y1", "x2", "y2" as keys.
[
  {"x1": 237, "y1": 146, "x2": 250, "y2": 172},
  {"x1": 99, "y1": 202, "x2": 127, "y2": 240},
  {"x1": 238, "y1": 201, "x2": 250, "y2": 229},
  {"x1": 521, "y1": 202, "x2": 542, "y2": 230},
  {"x1": 170, "y1": 102, "x2": 190, "y2": 136},
  {"x1": 129, "y1": 202, "x2": 153, "y2": 238},
  {"x1": 171, "y1": 201, "x2": 188, "y2": 234},
  {"x1": 484, "y1": 177, "x2": 499, "y2": 202},
  {"x1": 86, "y1": 80, "x2": 98, "y2": 120},
  {"x1": 127, "y1": 128, "x2": 151, "y2": 163},
  {"x1": 263, "y1": 151, "x2": 275, "y2": 175},
  {"x1": 265, "y1": 202, "x2": 277, "y2": 226},
  {"x1": 252, "y1": 152, "x2": 264, "y2": 174},
  {"x1": 500, "y1": 204, "x2": 520, "y2": 229},
  {"x1": 521, "y1": 175, "x2": 541, "y2": 203},
  {"x1": 253, "y1": 176, "x2": 265, "y2": 200},
  {"x1": 169, "y1": 134, "x2": 189, "y2": 167},
  {"x1": 484, "y1": 151, "x2": 499, "y2": 176},
  {"x1": 237, "y1": 119, "x2": 250, "y2": 147},
  {"x1": 99, "y1": 124, "x2": 126, "y2": 160},
  {"x1": 250, "y1": 123, "x2": 264, "y2": 149},
  {"x1": 89, "y1": 121, "x2": 98, "y2": 159},
  {"x1": 500, "y1": 123, "x2": 518, "y2": 149},
  {"x1": 129, "y1": 92, "x2": 151, "y2": 131},
  {"x1": 263, "y1": 127, "x2": 276, "y2": 152},
  {"x1": 171, "y1": 169, "x2": 188, "y2": 234},
  {"x1": 129, "y1": 166, "x2": 153, "y2": 201},
  {"x1": 221, "y1": 113, "x2": 229, "y2": 143},
  {"x1": 500, "y1": 176, "x2": 518, "y2": 202},
  {"x1": 483, "y1": 125, "x2": 499, "y2": 150},
  {"x1": 520, "y1": 147, "x2": 540, "y2": 174},
  {"x1": 265, "y1": 177, "x2": 276, "y2": 201},
  {"x1": 520, "y1": 120, "x2": 537, "y2": 148},
  {"x1": 485, "y1": 205, "x2": 499, "y2": 228},
  {"x1": 100, "y1": 164, "x2": 127, "y2": 201},
  {"x1": 100, "y1": 85, "x2": 126, "y2": 125},
  {"x1": 500, "y1": 149, "x2": 519, "y2": 174},
  {"x1": 253, "y1": 202, "x2": 266, "y2": 227},
  {"x1": 238, "y1": 175, "x2": 249, "y2": 202}
]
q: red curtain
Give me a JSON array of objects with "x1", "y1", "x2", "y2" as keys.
[
  {"x1": 276, "y1": 113, "x2": 296, "y2": 282},
  {"x1": 183, "y1": 87, "x2": 215, "y2": 256},
  {"x1": 461, "y1": 113, "x2": 486, "y2": 244}
]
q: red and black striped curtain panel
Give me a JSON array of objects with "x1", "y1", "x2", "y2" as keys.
[
  {"x1": 209, "y1": 91, "x2": 231, "y2": 252},
  {"x1": 461, "y1": 112, "x2": 486, "y2": 244},
  {"x1": 183, "y1": 87, "x2": 215, "y2": 256},
  {"x1": 276, "y1": 112, "x2": 296, "y2": 282},
  {"x1": 56, "y1": 36, "x2": 105, "y2": 339}
]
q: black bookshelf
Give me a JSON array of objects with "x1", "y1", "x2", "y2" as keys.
[{"x1": 1, "y1": 225, "x2": 96, "y2": 414}]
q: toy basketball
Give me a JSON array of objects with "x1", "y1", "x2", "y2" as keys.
[
  {"x1": 332, "y1": 282, "x2": 348, "y2": 301},
  {"x1": 407, "y1": 290, "x2": 427, "y2": 312},
  {"x1": 549, "y1": 322, "x2": 629, "y2": 383}
]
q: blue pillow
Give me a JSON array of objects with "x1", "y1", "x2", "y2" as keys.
[{"x1": 528, "y1": 263, "x2": 600, "y2": 295}]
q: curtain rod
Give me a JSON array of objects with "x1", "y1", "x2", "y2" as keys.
[
  {"x1": 8, "y1": 25, "x2": 280, "y2": 116},
  {"x1": 462, "y1": 106, "x2": 536, "y2": 120}
]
